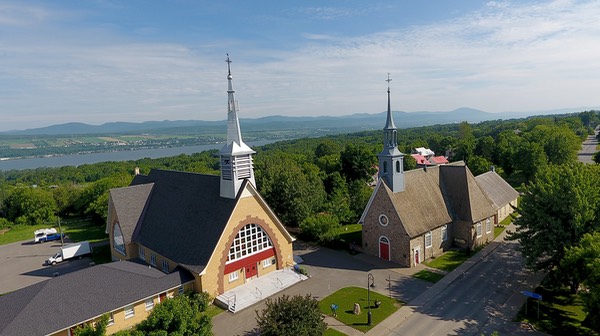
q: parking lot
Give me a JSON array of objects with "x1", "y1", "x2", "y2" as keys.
[{"x1": 0, "y1": 239, "x2": 93, "y2": 294}]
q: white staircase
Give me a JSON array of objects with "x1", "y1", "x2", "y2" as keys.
[{"x1": 216, "y1": 268, "x2": 308, "y2": 313}]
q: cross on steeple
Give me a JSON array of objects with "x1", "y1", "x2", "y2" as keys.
[
  {"x1": 226, "y1": 54, "x2": 232, "y2": 77},
  {"x1": 386, "y1": 73, "x2": 392, "y2": 89}
]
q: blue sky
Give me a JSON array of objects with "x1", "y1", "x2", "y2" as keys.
[{"x1": 1, "y1": 0, "x2": 599, "y2": 131}]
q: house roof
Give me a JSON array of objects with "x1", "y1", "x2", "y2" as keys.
[
  {"x1": 128, "y1": 169, "x2": 239, "y2": 275},
  {"x1": 411, "y1": 154, "x2": 429, "y2": 165},
  {"x1": 430, "y1": 156, "x2": 449, "y2": 164},
  {"x1": 474, "y1": 171, "x2": 519, "y2": 209},
  {"x1": 0, "y1": 261, "x2": 193, "y2": 336},
  {"x1": 368, "y1": 162, "x2": 496, "y2": 238}
]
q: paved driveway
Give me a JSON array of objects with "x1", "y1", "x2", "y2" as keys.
[
  {"x1": 211, "y1": 243, "x2": 433, "y2": 336},
  {"x1": 0, "y1": 239, "x2": 93, "y2": 294}
]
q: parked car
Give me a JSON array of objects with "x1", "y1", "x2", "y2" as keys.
[{"x1": 34, "y1": 228, "x2": 64, "y2": 243}]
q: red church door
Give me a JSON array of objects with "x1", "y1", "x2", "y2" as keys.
[
  {"x1": 245, "y1": 263, "x2": 258, "y2": 280},
  {"x1": 379, "y1": 237, "x2": 390, "y2": 261}
]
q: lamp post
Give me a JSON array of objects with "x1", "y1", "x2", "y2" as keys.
[{"x1": 367, "y1": 273, "x2": 374, "y2": 326}]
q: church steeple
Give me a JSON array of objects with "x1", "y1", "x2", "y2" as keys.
[
  {"x1": 220, "y1": 54, "x2": 256, "y2": 199},
  {"x1": 378, "y1": 73, "x2": 405, "y2": 192}
]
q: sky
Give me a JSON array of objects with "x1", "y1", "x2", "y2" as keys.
[{"x1": 0, "y1": 0, "x2": 599, "y2": 131}]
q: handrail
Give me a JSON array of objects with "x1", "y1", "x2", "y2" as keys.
[
  {"x1": 228, "y1": 293, "x2": 236, "y2": 312},
  {"x1": 276, "y1": 277, "x2": 283, "y2": 288},
  {"x1": 255, "y1": 287, "x2": 263, "y2": 299}
]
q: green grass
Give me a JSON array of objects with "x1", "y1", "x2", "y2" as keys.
[
  {"x1": 205, "y1": 304, "x2": 225, "y2": 318},
  {"x1": 324, "y1": 328, "x2": 347, "y2": 336},
  {"x1": 0, "y1": 216, "x2": 108, "y2": 246},
  {"x1": 0, "y1": 223, "x2": 56, "y2": 245},
  {"x1": 423, "y1": 250, "x2": 473, "y2": 273},
  {"x1": 338, "y1": 224, "x2": 362, "y2": 246},
  {"x1": 413, "y1": 270, "x2": 445, "y2": 283},
  {"x1": 515, "y1": 281, "x2": 598, "y2": 336},
  {"x1": 61, "y1": 217, "x2": 108, "y2": 243},
  {"x1": 494, "y1": 225, "x2": 506, "y2": 238},
  {"x1": 318, "y1": 286, "x2": 401, "y2": 332}
]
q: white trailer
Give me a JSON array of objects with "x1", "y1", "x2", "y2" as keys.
[
  {"x1": 34, "y1": 228, "x2": 58, "y2": 243},
  {"x1": 46, "y1": 241, "x2": 92, "y2": 265}
]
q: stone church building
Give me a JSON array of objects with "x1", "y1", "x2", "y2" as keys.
[{"x1": 360, "y1": 76, "x2": 498, "y2": 267}]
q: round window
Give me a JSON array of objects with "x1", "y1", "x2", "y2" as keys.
[{"x1": 378, "y1": 214, "x2": 389, "y2": 226}]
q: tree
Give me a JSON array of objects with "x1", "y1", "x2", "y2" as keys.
[
  {"x1": 136, "y1": 293, "x2": 212, "y2": 336},
  {"x1": 72, "y1": 314, "x2": 109, "y2": 336},
  {"x1": 255, "y1": 154, "x2": 326, "y2": 226},
  {"x1": 512, "y1": 141, "x2": 547, "y2": 180},
  {"x1": 475, "y1": 136, "x2": 495, "y2": 162},
  {"x1": 561, "y1": 232, "x2": 600, "y2": 330},
  {"x1": 467, "y1": 155, "x2": 493, "y2": 176},
  {"x1": 300, "y1": 213, "x2": 340, "y2": 244},
  {"x1": 340, "y1": 144, "x2": 376, "y2": 183},
  {"x1": 507, "y1": 163, "x2": 600, "y2": 272},
  {"x1": 403, "y1": 154, "x2": 417, "y2": 171},
  {"x1": 256, "y1": 294, "x2": 326, "y2": 336},
  {"x1": 4, "y1": 187, "x2": 57, "y2": 225},
  {"x1": 75, "y1": 173, "x2": 131, "y2": 223},
  {"x1": 594, "y1": 150, "x2": 600, "y2": 164}
]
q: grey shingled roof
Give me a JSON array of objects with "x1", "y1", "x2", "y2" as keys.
[
  {"x1": 383, "y1": 166, "x2": 453, "y2": 238},
  {"x1": 474, "y1": 171, "x2": 519, "y2": 209},
  {"x1": 439, "y1": 164, "x2": 496, "y2": 223},
  {"x1": 0, "y1": 261, "x2": 193, "y2": 336},
  {"x1": 109, "y1": 183, "x2": 154, "y2": 244},
  {"x1": 129, "y1": 170, "x2": 238, "y2": 275},
  {"x1": 381, "y1": 162, "x2": 496, "y2": 238}
]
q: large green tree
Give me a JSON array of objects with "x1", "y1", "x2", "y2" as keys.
[
  {"x1": 340, "y1": 143, "x2": 377, "y2": 183},
  {"x1": 4, "y1": 187, "x2": 58, "y2": 225},
  {"x1": 561, "y1": 231, "x2": 600, "y2": 330},
  {"x1": 508, "y1": 163, "x2": 600, "y2": 272},
  {"x1": 136, "y1": 293, "x2": 212, "y2": 336},
  {"x1": 256, "y1": 294, "x2": 326, "y2": 336}
]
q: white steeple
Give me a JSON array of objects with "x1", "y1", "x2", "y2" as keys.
[
  {"x1": 220, "y1": 54, "x2": 256, "y2": 199},
  {"x1": 378, "y1": 73, "x2": 405, "y2": 193}
]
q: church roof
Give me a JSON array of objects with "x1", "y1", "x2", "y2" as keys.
[
  {"x1": 109, "y1": 183, "x2": 154, "y2": 244},
  {"x1": 0, "y1": 261, "x2": 193, "y2": 336},
  {"x1": 474, "y1": 171, "x2": 519, "y2": 209},
  {"x1": 371, "y1": 162, "x2": 496, "y2": 238},
  {"x1": 382, "y1": 166, "x2": 452, "y2": 238},
  {"x1": 126, "y1": 169, "x2": 239, "y2": 275}
]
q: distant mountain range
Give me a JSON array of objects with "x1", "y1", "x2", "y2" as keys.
[{"x1": 2, "y1": 107, "x2": 597, "y2": 136}]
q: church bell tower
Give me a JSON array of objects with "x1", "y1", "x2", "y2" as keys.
[
  {"x1": 220, "y1": 54, "x2": 256, "y2": 199},
  {"x1": 378, "y1": 73, "x2": 405, "y2": 193}
]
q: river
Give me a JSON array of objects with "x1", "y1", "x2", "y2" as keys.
[{"x1": 0, "y1": 140, "x2": 276, "y2": 171}]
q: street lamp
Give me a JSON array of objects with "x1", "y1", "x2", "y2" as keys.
[{"x1": 367, "y1": 273, "x2": 375, "y2": 325}]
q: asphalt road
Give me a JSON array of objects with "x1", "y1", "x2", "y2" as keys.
[
  {"x1": 578, "y1": 133, "x2": 598, "y2": 163},
  {"x1": 0, "y1": 239, "x2": 93, "y2": 294},
  {"x1": 387, "y1": 239, "x2": 545, "y2": 336}
]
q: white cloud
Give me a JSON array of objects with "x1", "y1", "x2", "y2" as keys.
[{"x1": 0, "y1": 0, "x2": 599, "y2": 131}]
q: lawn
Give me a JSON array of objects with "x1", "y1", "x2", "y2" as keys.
[
  {"x1": 324, "y1": 328, "x2": 347, "y2": 336},
  {"x1": 338, "y1": 224, "x2": 362, "y2": 246},
  {"x1": 318, "y1": 286, "x2": 401, "y2": 332},
  {"x1": 413, "y1": 269, "x2": 445, "y2": 283},
  {"x1": 423, "y1": 250, "x2": 473, "y2": 272},
  {"x1": 0, "y1": 216, "x2": 108, "y2": 246},
  {"x1": 515, "y1": 281, "x2": 598, "y2": 336},
  {"x1": 205, "y1": 304, "x2": 225, "y2": 318},
  {"x1": 494, "y1": 225, "x2": 506, "y2": 238}
]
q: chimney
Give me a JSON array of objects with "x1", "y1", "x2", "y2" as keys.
[
  {"x1": 134, "y1": 167, "x2": 140, "y2": 175},
  {"x1": 423, "y1": 165, "x2": 427, "y2": 172},
  {"x1": 490, "y1": 166, "x2": 495, "y2": 173}
]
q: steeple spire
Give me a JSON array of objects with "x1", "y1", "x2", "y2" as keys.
[
  {"x1": 378, "y1": 73, "x2": 405, "y2": 193},
  {"x1": 220, "y1": 54, "x2": 256, "y2": 199},
  {"x1": 384, "y1": 73, "x2": 396, "y2": 130}
]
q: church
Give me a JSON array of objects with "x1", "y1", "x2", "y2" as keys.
[
  {"x1": 360, "y1": 75, "x2": 498, "y2": 267},
  {"x1": 107, "y1": 55, "x2": 296, "y2": 303}
]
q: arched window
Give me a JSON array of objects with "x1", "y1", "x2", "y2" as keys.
[
  {"x1": 380, "y1": 236, "x2": 389, "y2": 244},
  {"x1": 396, "y1": 160, "x2": 401, "y2": 173},
  {"x1": 113, "y1": 222, "x2": 125, "y2": 255},
  {"x1": 383, "y1": 161, "x2": 388, "y2": 173},
  {"x1": 227, "y1": 224, "x2": 273, "y2": 263}
]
